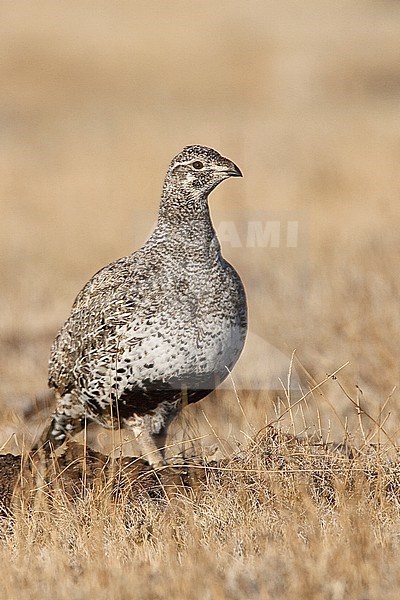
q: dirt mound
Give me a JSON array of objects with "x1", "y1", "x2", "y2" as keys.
[
  {"x1": 0, "y1": 441, "x2": 213, "y2": 516},
  {"x1": 1, "y1": 431, "x2": 399, "y2": 518}
]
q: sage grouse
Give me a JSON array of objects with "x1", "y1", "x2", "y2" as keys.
[{"x1": 36, "y1": 145, "x2": 247, "y2": 467}]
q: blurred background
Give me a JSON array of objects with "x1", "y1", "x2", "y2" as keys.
[{"x1": 1, "y1": 0, "x2": 399, "y2": 455}]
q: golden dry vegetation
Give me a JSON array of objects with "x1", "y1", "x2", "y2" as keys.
[{"x1": 1, "y1": 1, "x2": 400, "y2": 598}]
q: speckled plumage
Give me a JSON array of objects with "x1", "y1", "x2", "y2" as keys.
[{"x1": 37, "y1": 145, "x2": 247, "y2": 467}]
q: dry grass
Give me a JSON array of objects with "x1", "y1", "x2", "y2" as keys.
[
  {"x1": 1, "y1": 0, "x2": 400, "y2": 597},
  {"x1": 2, "y1": 432, "x2": 400, "y2": 599}
]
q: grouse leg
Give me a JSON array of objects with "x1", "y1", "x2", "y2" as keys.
[{"x1": 32, "y1": 393, "x2": 87, "y2": 454}]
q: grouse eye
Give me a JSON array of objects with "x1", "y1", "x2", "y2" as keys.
[{"x1": 192, "y1": 161, "x2": 204, "y2": 170}]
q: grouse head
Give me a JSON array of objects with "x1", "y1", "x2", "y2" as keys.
[{"x1": 165, "y1": 145, "x2": 242, "y2": 198}]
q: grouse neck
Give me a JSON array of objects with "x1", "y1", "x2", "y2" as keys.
[{"x1": 158, "y1": 190, "x2": 216, "y2": 231}]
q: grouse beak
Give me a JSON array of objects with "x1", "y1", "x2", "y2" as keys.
[{"x1": 223, "y1": 162, "x2": 243, "y2": 178}]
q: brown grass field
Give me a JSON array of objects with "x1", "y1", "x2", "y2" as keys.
[{"x1": 1, "y1": 1, "x2": 400, "y2": 598}]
